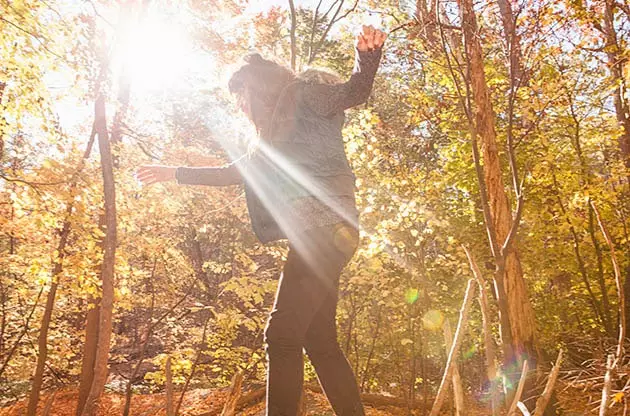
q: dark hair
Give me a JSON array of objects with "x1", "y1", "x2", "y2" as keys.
[{"x1": 229, "y1": 53, "x2": 296, "y2": 136}]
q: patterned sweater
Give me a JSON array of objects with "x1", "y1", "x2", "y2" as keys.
[{"x1": 176, "y1": 47, "x2": 382, "y2": 243}]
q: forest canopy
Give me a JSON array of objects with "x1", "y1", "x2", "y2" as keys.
[{"x1": 0, "y1": 0, "x2": 629, "y2": 415}]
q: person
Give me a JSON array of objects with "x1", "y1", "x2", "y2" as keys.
[{"x1": 137, "y1": 24, "x2": 386, "y2": 416}]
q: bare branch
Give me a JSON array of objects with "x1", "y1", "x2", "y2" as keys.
[
  {"x1": 507, "y1": 360, "x2": 529, "y2": 416},
  {"x1": 590, "y1": 200, "x2": 625, "y2": 359},
  {"x1": 428, "y1": 279, "x2": 476, "y2": 416},
  {"x1": 533, "y1": 350, "x2": 563, "y2": 416},
  {"x1": 462, "y1": 246, "x2": 499, "y2": 416}
]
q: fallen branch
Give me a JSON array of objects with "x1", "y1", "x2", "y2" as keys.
[
  {"x1": 196, "y1": 382, "x2": 428, "y2": 416},
  {"x1": 221, "y1": 371, "x2": 244, "y2": 416},
  {"x1": 196, "y1": 387, "x2": 266, "y2": 416},
  {"x1": 463, "y1": 245, "x2": 499, "y2": 415},
  {"x1": 305, "y1": 384, "x2": 424, "y2": 409},
  {"x1": 533, "y1": 350, "x2": 563, "y2": 416},
  {"x1": 599, "y1": 354, "x2": 614, "y2": 416},
  {"x1": 507, "y1": 360, "x2": 529, "y2": 416},
  {"x1": 42, "y1": 390, "x2": 57, "y2": 416},
  {"x1": 429, "y1": 279, "x2": 476, "y2": 416}
]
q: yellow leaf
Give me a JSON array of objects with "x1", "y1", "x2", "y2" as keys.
[{"x1": 613, "y1": 392, "x2": 624, "y2": 404}]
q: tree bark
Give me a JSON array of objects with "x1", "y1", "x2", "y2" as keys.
[
  {"x1": 79, "y1": 93, "x2": 117, "y2": 416},
  {"x1": 0, "y1": 81, "x2": 5, "y2": 161},
  {"x1": 443, "y1": 320, "x2": 464, "y2": 416},
  {"x1": 166, "y1": 356, "x2": 174, "y2": 416},
  {"x1": 599, "y1": 354, "x2": 614, "y2": 416},
  {"x1": 496, "y1": 0, "x2": 524, "y2": 86},
  {"x1": 602, "y1": 0, "x2": 630, "y2": 170},
  {"x1": 458, "y1": 0, "x2": 538, "y2": 375},
  {"x1": 77, "y1": 302, "x2": 100, "y2": 415},
  {"x1": 600, "y1": 0, "x2": 630, "y2": 347}
]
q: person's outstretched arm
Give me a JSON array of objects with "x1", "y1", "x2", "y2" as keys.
[
  {"x1": 302, "y1": 25, "x2": 386, "y2": 117},
  {"x1": 137, "y1": 162, "x2": 243, "y2": 187}
]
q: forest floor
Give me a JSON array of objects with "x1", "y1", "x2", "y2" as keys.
[{"x1": 0, "y1": 381, "x2": 621, "y2": 415}]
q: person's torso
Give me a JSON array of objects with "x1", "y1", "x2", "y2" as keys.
[{"x1": 244, "y1": 81, "x2": 358, "y2": 243}]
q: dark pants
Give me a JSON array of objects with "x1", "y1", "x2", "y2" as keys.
[{"x1": 264, "y1": 222, "x2": 364, "y2": 416}]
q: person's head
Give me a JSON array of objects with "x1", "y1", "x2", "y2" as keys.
[{"x1": 229, "y1": 53, "x2": 295, "y2": 132}]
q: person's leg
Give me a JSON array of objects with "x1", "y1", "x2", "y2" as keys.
[
  {"x1": 265, "y1": 227, "x2": 339, "y2": 416},
  {"x1": 264, "y1": 223, "x2": 360, "y2": 416},
  {"x1": 304, "y1": 293, "x2": 365, "y2": 416}
]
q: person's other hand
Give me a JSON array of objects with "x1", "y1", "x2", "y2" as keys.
[
  {"x1": 355, "y1": 25, "x2": 387, "y2": 52},
  {"x1": 136, "y1": 165, "x2": 177, "y2": 186}
]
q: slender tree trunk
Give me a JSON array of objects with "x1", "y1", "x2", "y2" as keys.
[
  {"x1": 443, "y1": 320, "x2": 464, "y2": 416},
  {"x1": 288, "y1": 0, "x2": 297, "y2": 71},
  {"x1": 496, "y1": 0, "x2": 524, "y2": 85},
  {"x1": 26, "y1": 205, "x2": 74, "y2": 416},
  {"x1": 458, "y1": 0, "x2": 537, "y2": 370},
  {"x1": 360, "y1": 307, "x2": 381, "y2": 391},
  {"x1": 80, "y1": 93, "x2": 117, "y2": 416},
  {"x1": 550, "y1": 168, "x2": 609, "y2": 333},
  {"x1": 0, "y1": 81, "x2": 5, "y2": 161},
  {"x1": 77, "y1": 301, "x2": 100, "y2": 415},
  {"x1": 601, "y1": 0, "x2": 630, "y2": 337},
  {"x1": 463, "y1": 246, "x2": 499, "y2": 416},
  {"x1": 26, "y1": 132, "x2": 96, "y2": 415},
  {"x1": 166, "y1": 356, "x2": 174, "y2": 416},
  {"x1": 429, "y1": 280, "x2": 476, "y2": 416},
  {"x1": 588, "y1": 205, "x2": 613, "y2": 329},
  {"x1": 602, "y1": 0, "x2": 630, "y2": 170},
  {"x1": 414, "y1": 0, "x2": 437, "y2": 46},
  {"x1": 0, "y1": 288, "x2": 43, "y2": 379},
  {"x1": 175, "y1": 314, "x2": 211, "y2": 416}
]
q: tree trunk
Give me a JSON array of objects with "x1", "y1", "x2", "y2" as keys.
[
  {"x1": 166, "y1": 356, "x2": 174, "y2": 416},
  {"x1": 0, "y1": 81, "x2": 5, "y2": 161},
  {"x1": 429, "y1": 280, "x2": 476, "y2": 416},
  {"x1": 601, "y1": 0, "x2": 630, "y2": 337},
  {"x1": 80, "y1": 93, "x2": 117, "y2": 416},
  {"x1": 463, "y1": 246, "x2": 499, "y2": 416},
  {"x1": 288, "y1": 0, "x2": 297, "y2": 71},
  {"x1": 25, "y1": 222, "x2": 69, "y2": 416},
  {"x1": 602, "y1": 0, "x2": 630, "y2": 170},
  {"x1": 77, "y1": 301, "x2": 100, "y2": 415},
  {"x1": 458, "y1": 0, "x2": 538, "y2": 369},
  {"x1": 443, "y1": 320, "x2": 464, "y2": 416},
  {"x1": 496, "y1": 0, "x2": 524, "y2": 86},
  {"x1": 26, "y1": 130, "x2": 96, "y2": 414}
]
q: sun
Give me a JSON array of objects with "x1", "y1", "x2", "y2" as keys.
[{"x1": 118, "y1": 13, "x2": 197, "y2": 93}]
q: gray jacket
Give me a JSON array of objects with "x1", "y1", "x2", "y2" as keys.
[{"x1": 176, "y1": 48, "x2": 382, "y2": 243}]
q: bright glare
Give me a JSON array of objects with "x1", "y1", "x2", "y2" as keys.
[{"x1": 120, "y1": 16, "x2": 196, "y2": 93}]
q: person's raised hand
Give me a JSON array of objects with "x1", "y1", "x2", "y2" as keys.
[
  {"x1": 355, "y1": 25, "x2": 387, "y2": 52},
  {"x1": 136, "y1": 165, "x2": 177, "y2": 186}
]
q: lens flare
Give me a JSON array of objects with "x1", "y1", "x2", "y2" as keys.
[
  {"x1": 462, "y1": 343, "x2": 478, "y2": 360},
  {"x1": 422, "y1": 309, "x2": 444, "y2": 330},
  {"x1": 405, "y1": 288, "x2": 419, "y2": 304}
]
